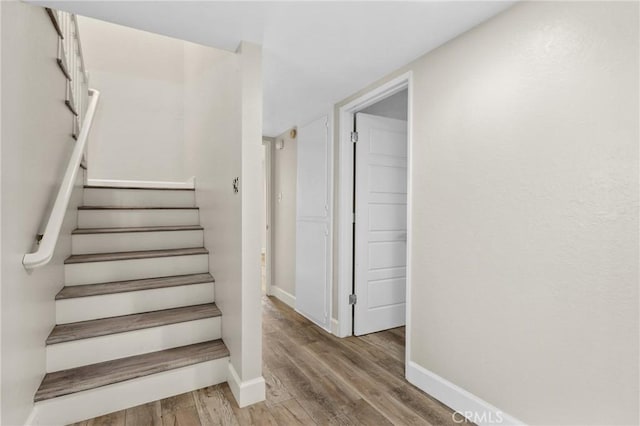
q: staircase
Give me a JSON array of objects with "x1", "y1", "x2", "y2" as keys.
[{"x1": 32, "y1": 185, "x2": 229, "y2": 425}]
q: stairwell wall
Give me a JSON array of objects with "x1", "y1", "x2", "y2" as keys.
[
  {"x1": 1, "y1": 2, "x2": 84, "y2": 425},
  {"x1": 183, "y1": 40, "x2": 264, "y2": 405},
  {"x1": 182, "y1": 39, "x2": 242, "y2": 376},
  {"x1": 77, "y1": 16, "x2": 187, "y2": 183}
]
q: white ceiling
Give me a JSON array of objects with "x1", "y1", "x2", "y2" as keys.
[{"x1": 32, "y1": 1, "x2": 515, "y2": 136}]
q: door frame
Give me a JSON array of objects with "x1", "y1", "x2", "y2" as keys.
[
  {"x1": 262, "y1": 137, "x2": 274, "y2": 296},
  {"x1": 336, "y1": 71, "x2": 413, "y2": 353}
]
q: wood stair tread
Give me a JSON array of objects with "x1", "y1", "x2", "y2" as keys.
[
  {"x1": 65, "y1": 247, "x2": 208, "y2": 264},
  {"x1": 78, "y1": 206, "x2": 199, "y2": 210},
  {"x1": 34, "y1": 340, "x2": 229, "y2": 402},
  {"x1": 47, "y1": 303, "x2": 220, "y2": 345},
  {"x1": 72, "y1": 225, "x2": 203, "y2": 234},
  {"x1": 56, "y1": 273, "x2": 215, "y2": 300},
  {"x1": 84, "y1": 185, "x2": 194, "y2": 191}
]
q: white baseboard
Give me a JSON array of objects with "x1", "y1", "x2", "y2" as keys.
[
  {"x1": 331, "y1": 318, "x2": 340, "y2": 336},
  {"x1": 25, "y1": 407, "x2": 39, "y2": 426},
  {"x1": 270, "y1": 285, "x2": 295, "y2": 309},
  {"x1": 87, "y1": 177, "x2": 195, "y2": 189},
  {"x1": 406, "y1": 361, "x2": 524, "y2": 426},
  {"x1": 226, "y1": 363, "x2": 265, "y2": 408}
]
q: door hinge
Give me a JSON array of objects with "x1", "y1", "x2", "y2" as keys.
[
  {"x1": 351, "y1": 131, "x2": 358, "y2": 143},
  {"x1": 352, "y1": 213, "x2": 356, "y2": 223},
  {"x1": 349, "y1": 294, "x2": 357, "y2": 305}
]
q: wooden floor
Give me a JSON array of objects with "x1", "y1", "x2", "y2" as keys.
[{"x1": 71, "y1": 296, "x2": 462, "y2": 426}]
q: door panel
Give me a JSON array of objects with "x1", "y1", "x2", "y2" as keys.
[
  {"x1": 369, "y1": 266, "x2": 406, "y2": 282},
  {"x1": 295, "y1": 221, "x2": 329, "y2": 327},
  {"x1": 369, "y1": 241, "x2": 406, "y2": 269},
  {"x1": 368, "y1": 278, "x2": 407, "y2": 308},
  {"x1": 297, "y1": 122, "x2": 329, "y2": 218},
  {"x1": 369, "y1": 204, "x2": 407, "y2": 231},
  {"x1": 354, "y1": 113, "x2": 408, "y2": 336},
  {"x1": 370, "y1": 131, "x2": 408, "y2": 157},
  {"x1": 369, "y1": 165, "x2": 407, "y2": 194},
  {"x1": 295, "y1": 115, "x2": 332, "y2": 331}
]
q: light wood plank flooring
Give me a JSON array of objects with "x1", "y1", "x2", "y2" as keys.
[{"x1": 71, "y1": 296, "x2": 464, "y2": 425}]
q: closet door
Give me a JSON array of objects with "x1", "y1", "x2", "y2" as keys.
[{"x1": 295, "y1": 115, "x2": 332, "y2": 331}]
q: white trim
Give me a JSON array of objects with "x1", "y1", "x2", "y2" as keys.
[
  {"x1": 337, "y1": 72, "x2": 413, "y2": 338},
  {"x1": 262, "y1": 138, "x2": 273, "y2": 295},
  {"x1": 327, "y1": 114, "x2": 335, "y2": 332},
  {"x1": 271, "y1": 285, "x2": 296, "y2": 309},
  {"x1": 227, "y1": 363, "x2": 266, "y2": 408},
  {"x1": 331, "y1": 318, "x2": 340, "y2": 336},
  {"x1": 25, "y1": 407, "x2": 38, "y2": 426},
  {"x1": 406, "y1": 361, "x2": 525, "y2": 426},
  {"x1": 86, "y1": 176, "x2": 196, "y2": 189},
  {"x1": 404, "y1": 72, "x2": 414, "y2": 373}
]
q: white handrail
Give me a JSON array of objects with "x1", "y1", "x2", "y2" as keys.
[{"x1": 23, "y1": 89, "x2": 101, "y2": 270}]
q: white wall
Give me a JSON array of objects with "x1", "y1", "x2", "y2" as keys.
[
  {"x1": 335, "y1": 1, "x2": 638, "y2": 424},
  {"x1": 183, "y1": 39, "x2": 263, "y2": 403},
  {"x1": 238, "y1": 41, "x2": 264, "y2": 394},
  {"x1": 1, "y1": 2, "x2": 83, "y2": 424},
  {"x1": 78, "y1": 16, "x2": 187, "y2": 182},
  {"x1": 272, "y1": 129, "x2": 297, "y2": 299},
  {"x1": 183, "y1": 37, "x2": 241, "y2": 372}
]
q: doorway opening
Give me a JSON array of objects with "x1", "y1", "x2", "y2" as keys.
[
  {"x1": 353, "y1": 93, "x2": 408, "y2": 336},
  {"x1": 337, "y1": 72, "x2": 413, "y2": 369}
]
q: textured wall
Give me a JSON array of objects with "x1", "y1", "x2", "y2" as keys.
[{"x1": 336, "y1": 1, "x2": 638, "y2": 424}]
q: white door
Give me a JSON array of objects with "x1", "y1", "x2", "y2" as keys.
[
  {"x1": 354, "y1": 113, "x2": 407, "y2": 336},
  {"x1": 295, "y1": 115, "x2": 332, "y2": 331}
]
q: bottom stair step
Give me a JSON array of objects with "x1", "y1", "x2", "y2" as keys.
[{"x1": 35, "y1": 340, "x2": 229, "y2": 402}]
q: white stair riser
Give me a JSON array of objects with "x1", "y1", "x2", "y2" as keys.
[
  {"x1": 78, "y1": 209, "x2": 199, "y2": 228},
  {"x1": 56, "y1": 283, "x2": 215, "y2": 323},
  {"x1": 30, "y1": 358, "x2": 229, "y2": 426},
  {"x1": 84, "y1": 188, "x2": 196, "y2": 207},
  {"x1": 65, "y1": 254, "x2": 209, "y2": 286},
  {"x1": 46, "y1": 317, "x2": 221, "y2": 372},
  {"x1": 72, "y1": 230, "x2": 204, "y2": 254}
]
